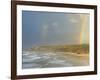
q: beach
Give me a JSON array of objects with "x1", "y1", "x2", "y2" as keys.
[{"x1": 22, "y1": 51, "x2": 89, "y2": 69}]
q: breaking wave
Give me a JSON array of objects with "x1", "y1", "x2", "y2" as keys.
[{"x1": 22, "y1": 51, "x2": 73, "y2": 69}]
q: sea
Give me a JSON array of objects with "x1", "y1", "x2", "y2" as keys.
[{"x1": 22, "y1": 51, "x2": 73, "y2": 69}]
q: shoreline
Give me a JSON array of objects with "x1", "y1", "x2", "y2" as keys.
[{"x1": 22, "y1": 50, "x2": 89, "y2": 68}]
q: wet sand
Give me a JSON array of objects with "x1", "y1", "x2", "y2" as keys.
[
  {"x1": 22, "y1": 51, "x2": 89, "y2": 69},
  {"x1": 55, "y1": 52, "x2": 89, "y2": 66}
]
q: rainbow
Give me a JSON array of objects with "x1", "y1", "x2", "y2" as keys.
[{"x1": 79, "y1": 14, "x2": 89, "y2": 44}]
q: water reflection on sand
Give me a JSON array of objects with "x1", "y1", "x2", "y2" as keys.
[{"x1": 22, "y1": 51, "x2": 89, "y2": 69}]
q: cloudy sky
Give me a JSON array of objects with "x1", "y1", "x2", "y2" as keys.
[{"x1": 22, "y1": 11, "x2": 89, "y2": 49}]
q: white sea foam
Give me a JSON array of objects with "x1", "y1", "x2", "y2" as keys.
[{"x1": 22, "y1": 51, "x2": 82, "y2": 69}]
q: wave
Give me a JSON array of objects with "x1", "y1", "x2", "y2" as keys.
[{"x1": 22, "y1": 51, "x2": 73, "y2": 69}]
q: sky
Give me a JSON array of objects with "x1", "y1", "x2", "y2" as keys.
[{"x1": 22, "y1": 10, "x2": 89, "y2": 49}]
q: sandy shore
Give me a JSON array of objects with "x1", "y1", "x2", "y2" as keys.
[
  {"x1": 22, "y1": 51, "x2": 89, "y2": 69},
  {"x1": 54, "y1": 52, "x2": 89, "y2": 66}
]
